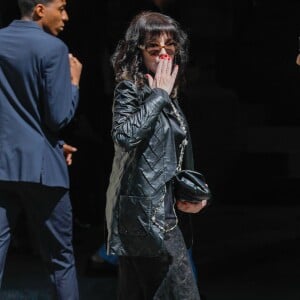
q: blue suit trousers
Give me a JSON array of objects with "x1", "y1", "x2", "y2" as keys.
[{"x1": 0, "y1": 182, "x2": 78, "y2": 300}]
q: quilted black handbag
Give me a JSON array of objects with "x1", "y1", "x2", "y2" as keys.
[{"x1": 174, "y1": 169, "x2": 211, "y2": 203}]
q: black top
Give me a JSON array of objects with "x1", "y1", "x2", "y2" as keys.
[{"x1": 164, "y1": 100, "x2": 187, "y2": 221}]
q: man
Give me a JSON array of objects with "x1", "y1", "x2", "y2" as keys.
[{"x1": 0, "y1": 0, "x2": 82, "y2": 299}]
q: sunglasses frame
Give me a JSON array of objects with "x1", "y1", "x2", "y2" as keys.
[{"x1": 139, "y1": 42, "x2": 178, "y2": 57}]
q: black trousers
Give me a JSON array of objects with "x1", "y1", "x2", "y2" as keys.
[{"x1": 118, "y1": 226, "x2": 201, "y2": 300}]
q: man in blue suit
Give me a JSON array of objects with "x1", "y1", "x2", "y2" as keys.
[{"x1": 0, "y1": 0, "x2": 82, "y2": 299}]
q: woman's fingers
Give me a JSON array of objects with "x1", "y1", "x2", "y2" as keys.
[
  {"x1": 165, "y1": 56, "x2": 173, "y2": 75},
  {"x1": 154, "y1": 57, "x2": 164, "y2": 84},
  {"x1": 146, "y1": 74, "x2": 154, "y2": 88},
  {"x1": 160, "y1": 55, "x2": 169, "y2": 75},
  {"x1": 171, "y1": 64, "x2": 179, "y2": 81},
  {"x1": 176, "y1": 199, "x2": 207, "y2": 213},
  {"x1": 152, "y1": 56, "x2": 178, "y2": 94}
]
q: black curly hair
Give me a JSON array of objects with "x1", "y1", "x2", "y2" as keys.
[{"x1": 111, "y1": 11, "x2": 189, "y2": 98}]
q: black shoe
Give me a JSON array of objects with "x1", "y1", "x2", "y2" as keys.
[{"x1": 85, "y1": 255, "x2": 118, "y2": 277}]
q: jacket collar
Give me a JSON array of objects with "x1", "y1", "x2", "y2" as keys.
[{"x1": 10, "y1": 20, "x2": 43, "y2": 31}]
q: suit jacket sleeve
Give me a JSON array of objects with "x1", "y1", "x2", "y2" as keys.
[{"x1": 41, "y1": 42, "x2": 79, "y2": 132}]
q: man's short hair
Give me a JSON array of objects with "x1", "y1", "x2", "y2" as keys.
[{"x1": 18, "y1": 0, "x2": 53, "y2": 17}]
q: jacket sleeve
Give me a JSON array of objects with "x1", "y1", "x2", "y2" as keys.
[
  {"x1": 112, "y1": 80, "x2": 170, "y2": 151},
  {"x1": 41, "y1": 41, "x2": 79, "y2": 132}
]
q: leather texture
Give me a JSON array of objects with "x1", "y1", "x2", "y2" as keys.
[
  {"x1": 174, "y1": 170, "x2": 212, "y2": 203},
  {"x1": 106, "y1": 80, "x2": 195, "y2": 256}
]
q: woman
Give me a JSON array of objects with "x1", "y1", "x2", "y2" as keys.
[{"x1": 105, "y1": 11, "x2": 207, "y2": 300}]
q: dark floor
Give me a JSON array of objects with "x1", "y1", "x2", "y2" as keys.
[{"x1": 1, "y1": 204, "x2": 300, "y2": 300}]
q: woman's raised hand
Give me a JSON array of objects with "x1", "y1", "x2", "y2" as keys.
[{"x1": 146, "y1": 54, "x2": 178, "y2": 95}]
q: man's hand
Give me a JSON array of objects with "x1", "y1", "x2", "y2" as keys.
[
  {"x1": 63, "y1": 144, "x2": 78, "y2": 166},
  {"x1": 176, "y1": 199, "x2": 208, "y2": 214},
  {"x1": 69, "y1": 53, "x2": 82, "y2": 87}
]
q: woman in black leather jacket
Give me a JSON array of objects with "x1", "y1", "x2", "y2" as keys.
[{"x1": 105, "y1": 11, "x2": 207, "y2": 300}]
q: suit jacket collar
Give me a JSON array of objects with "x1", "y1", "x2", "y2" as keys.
[{"x1": 10, "y1": 20, "x2": 43, "y2": 31}]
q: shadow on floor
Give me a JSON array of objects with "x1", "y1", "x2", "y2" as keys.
[{"x1": 2, "y1": 204, "x2": 300, "y2": 300}]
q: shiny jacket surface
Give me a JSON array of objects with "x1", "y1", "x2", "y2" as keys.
[{"x1": 106, "y1": 80, "x2": 194, "y2": 256}]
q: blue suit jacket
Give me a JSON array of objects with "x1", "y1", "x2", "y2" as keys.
[{"x1": 0, "y1": 20, "x2": 79, "y2": 188}]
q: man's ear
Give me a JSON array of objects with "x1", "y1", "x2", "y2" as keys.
[{"x1": 33, "y1": 3, "x2": 46, "y2": 19}]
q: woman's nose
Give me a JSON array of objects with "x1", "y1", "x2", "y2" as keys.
[{"x1": 159, "y1": 47, "x2": 167, "y2": 55}]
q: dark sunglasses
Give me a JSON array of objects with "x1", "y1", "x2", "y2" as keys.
[{"x1": 139, "y1": 42, "x2": 178, "y2": 57}]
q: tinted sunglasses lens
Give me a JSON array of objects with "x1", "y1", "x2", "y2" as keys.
[
  {"x1": 166, "y1": 47, "x2": 175, "y2": 56},
  {"x1": 148, "y1": 49, "x2": 161, "y2": 56},
  {"x1": 147, "y1": 47, "x2": 175, "y2": 56}
]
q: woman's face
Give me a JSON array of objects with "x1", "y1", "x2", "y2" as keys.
[{"x1": 140, "y1": 33, "x2": 177, "y2": 75}]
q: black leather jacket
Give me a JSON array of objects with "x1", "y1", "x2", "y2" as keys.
[{"x1": 106, "y1": 80, "x2": 194, "y2": 256}]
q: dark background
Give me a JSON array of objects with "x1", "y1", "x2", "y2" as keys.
[
  {"x1": 1, "y1": 0, "x2": 300, "y2": 299},
  {"x1": 2, "y1": 0, "x2": 300, "y2": 218}
]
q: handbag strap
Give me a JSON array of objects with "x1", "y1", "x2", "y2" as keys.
[
  {"x1": 170, "y1": 101, "x2": 188, "y2": 171},
  {"x1": 152, "y1": 101, "x2": 188, "y2": 233}
]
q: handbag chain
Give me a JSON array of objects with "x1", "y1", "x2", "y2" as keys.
[
  {"x1": 151, "y1": 186, "x2": 178, "y2": 233},
  {"x1": 151, "y1": 100, "x2": 187, "y2": 233},
  {"x1": 170, "y1": 101, "x2": 188, "y2": 171}
]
